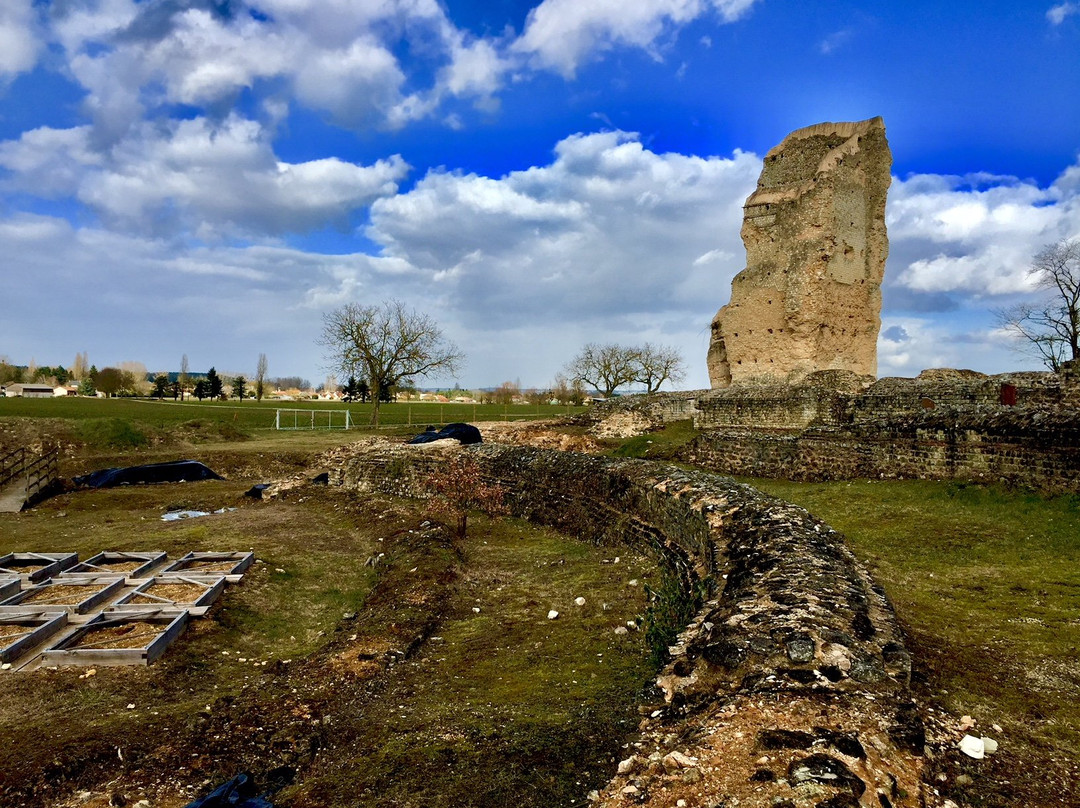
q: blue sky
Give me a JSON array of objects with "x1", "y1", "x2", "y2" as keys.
[{"x1": 1, "y1": 0, "x2": 1078, "y2": 389}]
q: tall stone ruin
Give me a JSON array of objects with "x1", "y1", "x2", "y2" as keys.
[{"x1": 708, "y1": 117, "x2": 891, "y2": 387}]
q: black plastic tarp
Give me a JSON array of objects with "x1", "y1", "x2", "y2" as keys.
[
  {"x1": 73, "y1": 460, "x2": 223, "y2": 488},
  {"x1": 407, "y1": 422, "x2": 482, "y2": 445},
  {"x1": 184, "y1": 772, "x2": 273, "y2": 808}
]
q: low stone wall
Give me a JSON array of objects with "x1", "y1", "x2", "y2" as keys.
[
  {"x1": 591, "y1": 391, "x2": 705, "y2": 435},
  {"x1": 850, "y1": 371, "x2": 1063, "y2": 423},
  {"x1": 684, "y1": 410, "x2": 1080, "y2": 492},
  {"x1": 594, "y1": 370, "x2": 1080, "y2": 492},
  {"x1": 332, "y1": 442, "x2": 927, "y2": 807}
]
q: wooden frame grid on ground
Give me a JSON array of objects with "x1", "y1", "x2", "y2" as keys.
[
  {"x1": 0, "y1": 549, "x2": 249, "y2": 670},
  {"x1": 0, "y1": 611, "x2": 67, "y2": 664},
  {"x1": 113, "y1": 575, "x2": 225, "y2": 616},
  {"x1": 65, "y1": 551, "x2": 167, "y2": 578},
  {"x1": 0, "y1": 576, "x2": 125, "y2": 614},
  {"x1": 0, "y1": 552, "x2": 78, "y2": 583},
  {"x1": 40, "y1": 610, "x2": 189, "y2": 667},
  {"x1": 160, "y1": 551, "x2": 253, "y2": 581}
]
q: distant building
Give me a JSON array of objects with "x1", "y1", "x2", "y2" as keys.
[{"x1": 2, "y1": 383, "x2": 57, "y2": 398}]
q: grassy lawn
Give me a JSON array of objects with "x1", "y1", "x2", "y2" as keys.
[{"x1": 0, "y1": 396, "x2": 584, "y2": 438}]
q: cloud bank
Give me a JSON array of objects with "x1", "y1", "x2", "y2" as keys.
[{"x1": 4, "y1": 121, "x2": 1079, "y2": 385}]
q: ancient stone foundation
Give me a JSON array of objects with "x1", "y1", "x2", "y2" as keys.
[
  {"x1": 709, "y1": 118, "x2": 891, "y2": 387},
  {"x1": 333, "y1": 443, "x2": 926, "y2": 807},
  {"x1": 596, "y1": 370, "x2": 1080, "y2": 493}
]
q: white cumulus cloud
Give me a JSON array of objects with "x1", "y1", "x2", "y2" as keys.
[
  {"x1": 0, "y1": 0, "x2": 41, "y2": 76},
  {"x1": 513, "y1": 0, "x2": 760, "y2": 77},
  {"x1": 49, "y1": 0, "x2": 513, "y2": 135},
  {"x1": 0, "y1": 116, "x2": 409, "y2": 238},
  {"x1": 887, "y1": 164, "x2": 1080, "y2": 296},
  {"x1": 1047, "y1": 2, "x2": 1079, "y2": 25}
]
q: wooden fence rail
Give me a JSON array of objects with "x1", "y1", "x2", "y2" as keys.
[{"x1": 0, "y1": 447, "x2": 60, "y2": 502}]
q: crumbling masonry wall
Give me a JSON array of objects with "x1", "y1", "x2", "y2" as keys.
[
  {"x1": 708, "y1": 118, "x2": 891, "y2": 387},
  {"x1": 594, "y1": 370, "x2": 1080, "y2": 493},
  {"x1": 333, "y1": 443, "x2": 926, "y2": 807},
  {"x1": 685, "y1": 412, "x2": 1080, "y2": 491}
]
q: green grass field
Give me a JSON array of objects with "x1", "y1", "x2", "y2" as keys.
[
  {"x1": 0, "y1": 396, "x2": 583, "y2": 431},
  {"x1": 0, "y1": 397, "x2": 587, "y2": 459}
]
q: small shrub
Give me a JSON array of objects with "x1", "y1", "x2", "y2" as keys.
[{"x1": 423, "y1": 454, "x2": 508, "y2": 539}]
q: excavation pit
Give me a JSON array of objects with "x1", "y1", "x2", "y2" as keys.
[
  {"x1": 0, "y1": 552, "x2": 78, "y2": 583},
  {"x1": 65, "y1": 551, "x2": 167, "y2": 578},
  {"x1": 0, "y1": 576, "x2": 125, "y2": 614},
  {"x1": 40, "y1": 610, "x2": 189, "y2": 667},
  {"x1": 112, "y1": 575, "x2": 225, "y2": 616},
  {"x1": 160, "y1": 551, "x2": 253, "y2": 581}
]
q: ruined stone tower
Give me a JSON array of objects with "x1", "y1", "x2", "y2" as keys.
[{"x1": 707, "y1": 117, "x2": 891, "y2": 387}]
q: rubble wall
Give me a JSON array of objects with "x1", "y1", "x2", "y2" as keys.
[
  {"x1": 685, "y1": 413, "x2": 1080, "y2": 492},
  {"x1": 596, "y1": 371, "x2": 1080, "y2": 492},
  {"x1": 708, "y1": 118, "x2": 891, "y2": 387},
  {"x1": 332, "y1": 442, "x2": 926, "y2": 807}
]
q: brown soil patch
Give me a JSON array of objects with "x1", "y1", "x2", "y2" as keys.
[
  {"x1": 175, "y1": 560, "x2": 236, "y2": 573},
  {"x1": 0, "y1": 623, "x2": 34, "y2": 640},
  {"x1": 20, "y1": 584, "x2": 101, "y2": 605},
  {"x1": 128, "y1": 582, "x2": 207, "y2": 604},
  {"x1": 479, "y1": 420, "x2": 604, "y2": 453},
  {"x1": 85, "y1": 560, "x2": 144, "y2": 573},
  {"x1": 71, "y1": 621, "x2": 162, "y2": 650},
  {"x1": 1, "y1": 561, "x2": 49, "y2": 572}
]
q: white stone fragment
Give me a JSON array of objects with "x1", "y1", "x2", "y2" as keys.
[
  {"x1": 959, "y1": 734, "x2": 985, "y2": 759},
  {"x1": 981, "y1": 737, "x2": 998, "y2": 755},
  {"x1": 575, "y1": 597, "x2": 586, "y2": 606},
  {"x1": 547, "y1": 610, "x2": 559, "y2": 620}
]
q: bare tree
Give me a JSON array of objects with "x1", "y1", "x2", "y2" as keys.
[
  {"x1": 71, "y1": 351, "x2": 88, "y2": 382},
  {"x1": 492, "y1": 380, "x2": 520, "y2": 405},
  {"x1": 634, "y1": 343, "x2": 686, "y2": 393},
  {"x1": 319, "y1": 300, "x2": 464, "y2": 425},
  {"x1": 255, "y1": 353, "x2": 268, "y2": 401},
  {"x1": 995, "y1": 239, "x2": 1080, "y2": 371},
  {"x1": 565, "y1": 343, "x2": 640, "y2": 398}
]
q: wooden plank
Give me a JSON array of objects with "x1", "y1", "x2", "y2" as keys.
[
  {"x1": 65, "y1": 551, "x2": 167, "y2": 579},
  {"x1": 0, "y1": 578, "x2": 19, "y2": 601},
  {"x1": 0, "y1": 612, "x2": 67, "y2": 664},
  {"x1": 142, "y1": 611, "x2": 190, "y2": 665}
]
